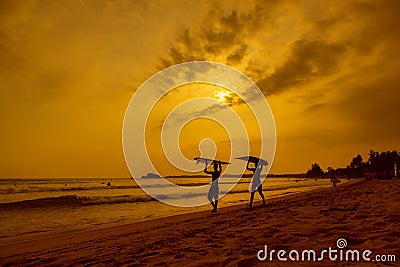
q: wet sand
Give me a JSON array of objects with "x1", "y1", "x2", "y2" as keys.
[{"x1": 0, "y1": 179, "x2": 399, "y2": 266}]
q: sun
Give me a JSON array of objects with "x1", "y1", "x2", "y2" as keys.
[{"x1": 213, "y1": 90, "x2": 232, "y2": 104}]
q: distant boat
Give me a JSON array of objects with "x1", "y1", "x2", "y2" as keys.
[{"x1": 141, "y1": 173, "x2": 162, "y2": 179}]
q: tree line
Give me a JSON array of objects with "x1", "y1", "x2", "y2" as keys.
[{"x1": 306, "y1": 150, "x2": 400, "y2": 178}]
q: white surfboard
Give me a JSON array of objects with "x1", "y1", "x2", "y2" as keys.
[{"x1": 194, "y1": 157, "x2": 231, "y2": 165}]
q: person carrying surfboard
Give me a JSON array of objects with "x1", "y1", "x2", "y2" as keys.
[
  {"x1": 204, "y1": 161, "x2": 222, "y2": 212},
  {"x1": 246, "y1": 159, "x2": 266, "y2": 208}
]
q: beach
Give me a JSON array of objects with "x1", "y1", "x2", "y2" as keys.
[{"x1": 0, "y1": 178, "x2": 398, "y2": 266}]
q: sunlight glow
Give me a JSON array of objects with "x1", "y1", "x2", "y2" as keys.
[{"x1": 213, "y1": 90, "x2": 232, "y2": 104}]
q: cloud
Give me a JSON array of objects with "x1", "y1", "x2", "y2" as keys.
[
  {"x1": 158, "y1": 1, "x2": 352, "y2": 98},
  {"x1": 227, "y1": 44, "x2": 247, "y2": 65},
  {"x1": 256, "y1": 40, "x2": 347, "y2": 95},
  {"x1": 158, "y1": 0, "x2": 400, "y2": 100},
  {"x1": 158, "y1": 1, "x2": 279, "y2": 69}
]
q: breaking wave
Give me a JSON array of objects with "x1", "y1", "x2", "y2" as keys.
[{"x1": 0, "y1": 195, "x2": 155, "y2": 210}]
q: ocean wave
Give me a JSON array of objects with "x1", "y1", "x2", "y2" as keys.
[
  {"x1": 0, "y1": 188, "x2": 241, "y2": 209},
  {"x1": 0, "y1": 181, "x2": 249, "y2": 194},
  {"x1": 0, "y1": 185, "x2": 142, "y2": 194},
  {"x1": 0, "y1": 195, "x2": 155, "y2": 210}
]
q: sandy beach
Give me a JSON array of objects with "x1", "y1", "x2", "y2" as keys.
[{"x1": 1, "y1": 179, "x2": 399, "y2": 266}]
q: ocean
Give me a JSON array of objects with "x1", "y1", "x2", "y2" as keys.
[{"x1": 0, "y1": 177, "x2": 334, "y2": 244}]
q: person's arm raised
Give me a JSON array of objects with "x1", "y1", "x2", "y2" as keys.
[
  {"x1": 204, "y1": 166, "x2": 212, "y2": 174},
  {"x1": 246, "y1": 161, "x2": 256, "y2": 172}
]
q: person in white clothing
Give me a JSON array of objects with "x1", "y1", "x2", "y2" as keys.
[{"x1": 246, "y1": 159, "x2": 266, "y2": 208}]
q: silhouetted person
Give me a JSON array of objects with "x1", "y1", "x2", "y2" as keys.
[
  {"x1": 247, "y1": 160, "x2": 265, "y2": 208},
  {"x1": 204, "y1": 162, "x2": 222, "y2": 212},
  {"x1": 330, "y1": 175, "x2": 337, "y2": 188}
]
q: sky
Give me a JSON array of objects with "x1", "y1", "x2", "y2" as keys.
[{"x1": 0, "y1": 0, "x2": 399, "y2": 177}]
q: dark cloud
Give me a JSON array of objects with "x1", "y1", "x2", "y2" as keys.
[
  {"x1": 190, "y1": 103, "x2": 228, "y2": 118},
  {"x1": 308, "y1": 0, "x2": 400, "y2": 55},
  {"x1": 0, "y1": 32, "x2": 22, "y2": 80},
  {"x1": 158, "y1": 2, "x2": 278, "y2": 69},
  {"x1": 256, "y1": 40, "x2": 347, "y2": 95},
  {"x1": 226, "y1": 44, "x2": 247, "y2": 65},
  {"x1": 158, "y1": 1, "x2": 352, "y2": 98},
  {"x1": 304, "y1": 102, "x2": 325, "y2": 113}
]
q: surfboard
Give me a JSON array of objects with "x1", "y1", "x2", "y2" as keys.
[
  {"x1": 194, "y1": 157, "x2": 231, "y2": 165},
  {"x1": 235, "y1": 156, "x2": 268, "y2": 166}
]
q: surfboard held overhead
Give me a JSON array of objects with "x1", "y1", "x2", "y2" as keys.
[
  {"x1": 235, "y1": 156, "x2": 268, "y2": 166},
  {"x1": 194, "y1": 157, "x2": 231, "y2": 165}
]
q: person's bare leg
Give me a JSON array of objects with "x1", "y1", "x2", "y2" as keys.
[
  {"x1": 249, "y1": 191, "x2": 255, "y2": 208},
  {"x1": 258, "y1": 185, "x2": 265, "y2": 205},
  {"x1": 213, "y1": 200, "x2": 218, "y2": 212},
  {"x1": 208, "y1": 190, "x2": 215, "y2": 211}
]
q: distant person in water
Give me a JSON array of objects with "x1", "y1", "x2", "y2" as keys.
[
  {"x1": 247, "y1": 160, "x2": 266, "y2": 208},
  {"x1": 204, "y1": 162, "x2": 222, "y2": 212}
]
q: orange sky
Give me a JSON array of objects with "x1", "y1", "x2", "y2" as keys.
[{"x1": 0, "y1": 0, "x2": 399, "y2": 177}]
